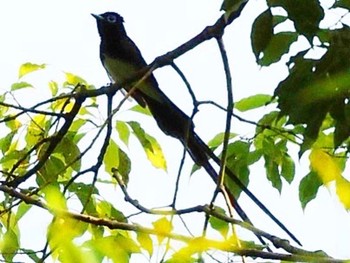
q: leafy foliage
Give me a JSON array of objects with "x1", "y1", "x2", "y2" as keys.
[{"x1": 0, "y1": 1, "x2": 349, "y2": 262}]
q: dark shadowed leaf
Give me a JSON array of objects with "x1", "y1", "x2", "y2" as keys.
[{"x1": 251, "y1": 9, "x2": 273, "y2": 61}]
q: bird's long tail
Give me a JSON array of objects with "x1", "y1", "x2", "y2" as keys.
[
  {"x1": 187, "y1": 132, "x2": 301, "y2": 246},
  {"x1": 141, "y1": 91, "x2": 301, "y2": 245}
]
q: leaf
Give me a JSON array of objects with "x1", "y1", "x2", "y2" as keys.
[
  {"x1": 54, "y1": 137, "x2": 82, "y2": 171},
  {"x1": 152, "y1": 217, "x2": 173, "y2": 244},
  {"x1": 64, "y1": 72, "x2": 87, "y2": 86},
  {"x1": 235, "y1": 94, "x2": 272, "y2": 112},
  {"x1": 259, "y1": 32, "x2": 298, "y2": 66},
  {"x1": 103, "y1": 139, "x2": 119, "y2": 175},
  {"x1": 207, "y1": 132, "x2": 237, "y2": 149},
  {"x1": 137, "y1": 232, "x2": 153, "y2": 256},
  {"x1": 18, "y1": 62, "x2": 45, "y2": 78},
  {"x1": 0, "y1": 132, "x2": 15, "y2": 154},
  {"x1": 49, "y1": 81, "x2": 59, "y2": 96},
  {"x1": 309, "y1": 149, "x2": 342, "y2": 184},
  {"x1": 251, "y1": 9, "x2": 273, "y2": 61},
  {"x1": 299, "y1": 171, "x2": 322, "y2": 209},
  {"x1": 129, "y1": 104, "x2": 152, "y2": 116},
  {"x1": 116, "y1": 121, "x2": 130, "y2": 146},
  {"x1": 281, "y1": 155, "x2": 295, "y2": 183},
  {"x1": 1, "y1": 229, "x2": 19, "y2": 262},
  {"x1": 42, "y1": 184, "x2": 67, "y2": 210},
  {"x1": 128, "y1": 121, "x2": 167, "y2": 170},
  {"x1": 336, "y1": 176, "x2": 350, "y2": 209},
  {"x1": 333, "y1": 0, "x2": 350, "y2": 10},
  {"x1": 264, "y1": 155, "x2": 282, "y2": 192},
  {"x1": 208, "y1": 207, "x2": 229, "y2": 238},
  {"x1": 11, "y1": 81, "x2": 33, "y2": 91},
  {"x1": 116, "y1": 148, "x2": 131, "y2": 185},
  {"x1": 271, "y1": 0, "x2": 324, "y2": 41}
]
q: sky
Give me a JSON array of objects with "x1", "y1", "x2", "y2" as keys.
[{"x1": 1, "y1": 0, "x2": 350, "y2": 262}]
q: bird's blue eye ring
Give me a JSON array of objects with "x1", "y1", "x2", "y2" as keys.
[{"x1": 106, "y1": 14, "x2": 117, "y2": 23}]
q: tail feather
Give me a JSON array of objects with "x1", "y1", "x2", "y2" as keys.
[{"x1": 142, "y1": 92, "x2": 301, "y2": 246}]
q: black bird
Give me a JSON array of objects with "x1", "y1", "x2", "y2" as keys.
[{"x1": 92, "y1": 12, "x2": 301, "y2": 246}]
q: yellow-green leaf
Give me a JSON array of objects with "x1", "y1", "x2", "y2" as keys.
[
  {"x1": 152, "y1": 217, "x2": 173, "y2": 244},
  {"x1": 103, "y1": 139, "x2": 119, "y2": 175},
  {"x1": 18, "y1": 62, "x2": 45, "y2": 78},
  {"x1": 11, "y1": 81, "x2": 33, "y2": 91},
  {"x1": 336, "y1": 176, "x2": 350, "y2": 209},
  {"x1": 128, "y1": 121, "x2": 167, "y2": 170},
  {"x1": 116, "y1": 121, "x2": 130, "y2": 146},
  {"x1": 309, "y1": 149, "x2": 341, "y2": 184},
  {"x1": 137, "y1": 232, "x2": 153, "y2": 256}
]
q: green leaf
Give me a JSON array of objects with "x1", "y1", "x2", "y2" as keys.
[
  {"x1": 18, "y1": 62, "x2": 45, "y2": 78},
  {"x1": 259, "y1": 32, "x2": 298, "y2": 66},
  {"x1": 209, "y1": 207, "x2": 229, "y2": 238},
  {"x1": 264, "y1": 155, "x2": 282, "y2": 192},
  {"x1": 37, "y1": 156, "x2": 65, "y2": 185},
  {"x1": 67, "y1": 182, "x2": 98, "y2": 214},
  {"x1": 333, "y1": 0, "x2": 350, "y2": 10},
  {"x1": 235, "y1": 94, "x2": 272, "y2": 112},
  {"x1": 251, "y1": 9, "x2": 273, "y2": 61},
  {"x1": 103, "y1": 139, "x2": 119, "y2": 175},
  {"x1": 116, "y1": 148, "x2": 131, "y2": 186},
  {"x1": 129, "y1": 104, "x2": 152, "y2": 116},
  {"x1": 49, "y1": 81, "x2": 59, "y2": 96},
  {"x1": 128, "y1": 121, "x2": 167, "y2": 170},
  {"x1": 54, "y1": 137, "x2": 82, "y2": 171},
  {"x1": 11, "y1": 81, "x2": 33, "y2": 91},
  {"x1": 116, "y1": 121, "x2": 130, "y2": 146},
  {"x1": 207, "y1": 132, "x2": 237, "y2": 149},
  {"x1": 281, "y1": 155, "x2": 295, "y2": 183},
  {"x1": 270, "y1": 0, "x2": 324, "y2": 40},
  {"x1": 1, "y1": 229, "x2": 19, "y2": 262},
  {"x1": 299, "y1": 171, "x2": 322, "y2": 209},
  {"x1": 0, "y1": 132, "x2": 15, "y2": 154}
]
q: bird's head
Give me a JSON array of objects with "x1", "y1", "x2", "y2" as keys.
[{"x1": 92, "y1": 12, "x2": 125, "y2": 37}]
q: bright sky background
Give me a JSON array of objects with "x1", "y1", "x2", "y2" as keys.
[{"x1": 1, "y1": 0, "x2": 350, "y2": 262}]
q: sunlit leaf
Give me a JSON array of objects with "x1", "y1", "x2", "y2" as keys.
[
  {"x1": 11, "y1": 81, "x2": 33, "y2": 91},
  {"x1": 116, "y1": 121, "x2": 130, "y2": 146},
  {"x1": 309, "y1": 149, "x2": 341, "y2": 184},
  {"x1": 152, "y1": 217, "x2": 173, "y2": 244},
  {"x1": 128, "y1": 121, "x2": 167, "y2": 170},
  {"x1": 18, "y1": 62, "x2": 45, "y2": 78},
  {"x1": 49, "y1": 80, "x2": 59, "y2": 96},
  {"x1": 0, "y1": 229, "x2": 19, "y2": 262},
  {"x1": 0, "y1": 132, "x2": 15, "y2": 154},
  {"x1": 64, "y1": 72, "x2": 87, "y2": 87},
  {"x1": 103, "y1": 139, "x2": 119, "y2": 175},
  {"x1": 207, "y1": 132, "x2": 237, "y2": 149},
  {"x1": 43, "y1": 184, "x2": 67, "y2": 210},
  {"x1": 336, "y1": 176, "x2": 350, "y2": 209},
  {"x1": 235, "y1": 94, "x2": 272, "y2": 112},
  {"x1": 129, "y1": 104, "x2": 152, "y2": 116},
  {"x1": 137, "y1": 232, "x2": 153, "y2": 256}
]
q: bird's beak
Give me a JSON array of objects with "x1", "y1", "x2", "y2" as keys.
[{"x1": 91, "y1": 13, "x2": 103, "y2": 20}]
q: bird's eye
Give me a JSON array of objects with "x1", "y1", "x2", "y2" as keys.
[{"x1": 106, "y1": 14, "x2": 117, "y2": 23}]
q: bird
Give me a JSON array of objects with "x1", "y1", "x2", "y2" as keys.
[{"x1": 92, "y1": 12, "x2": 301, "y2": 246}]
